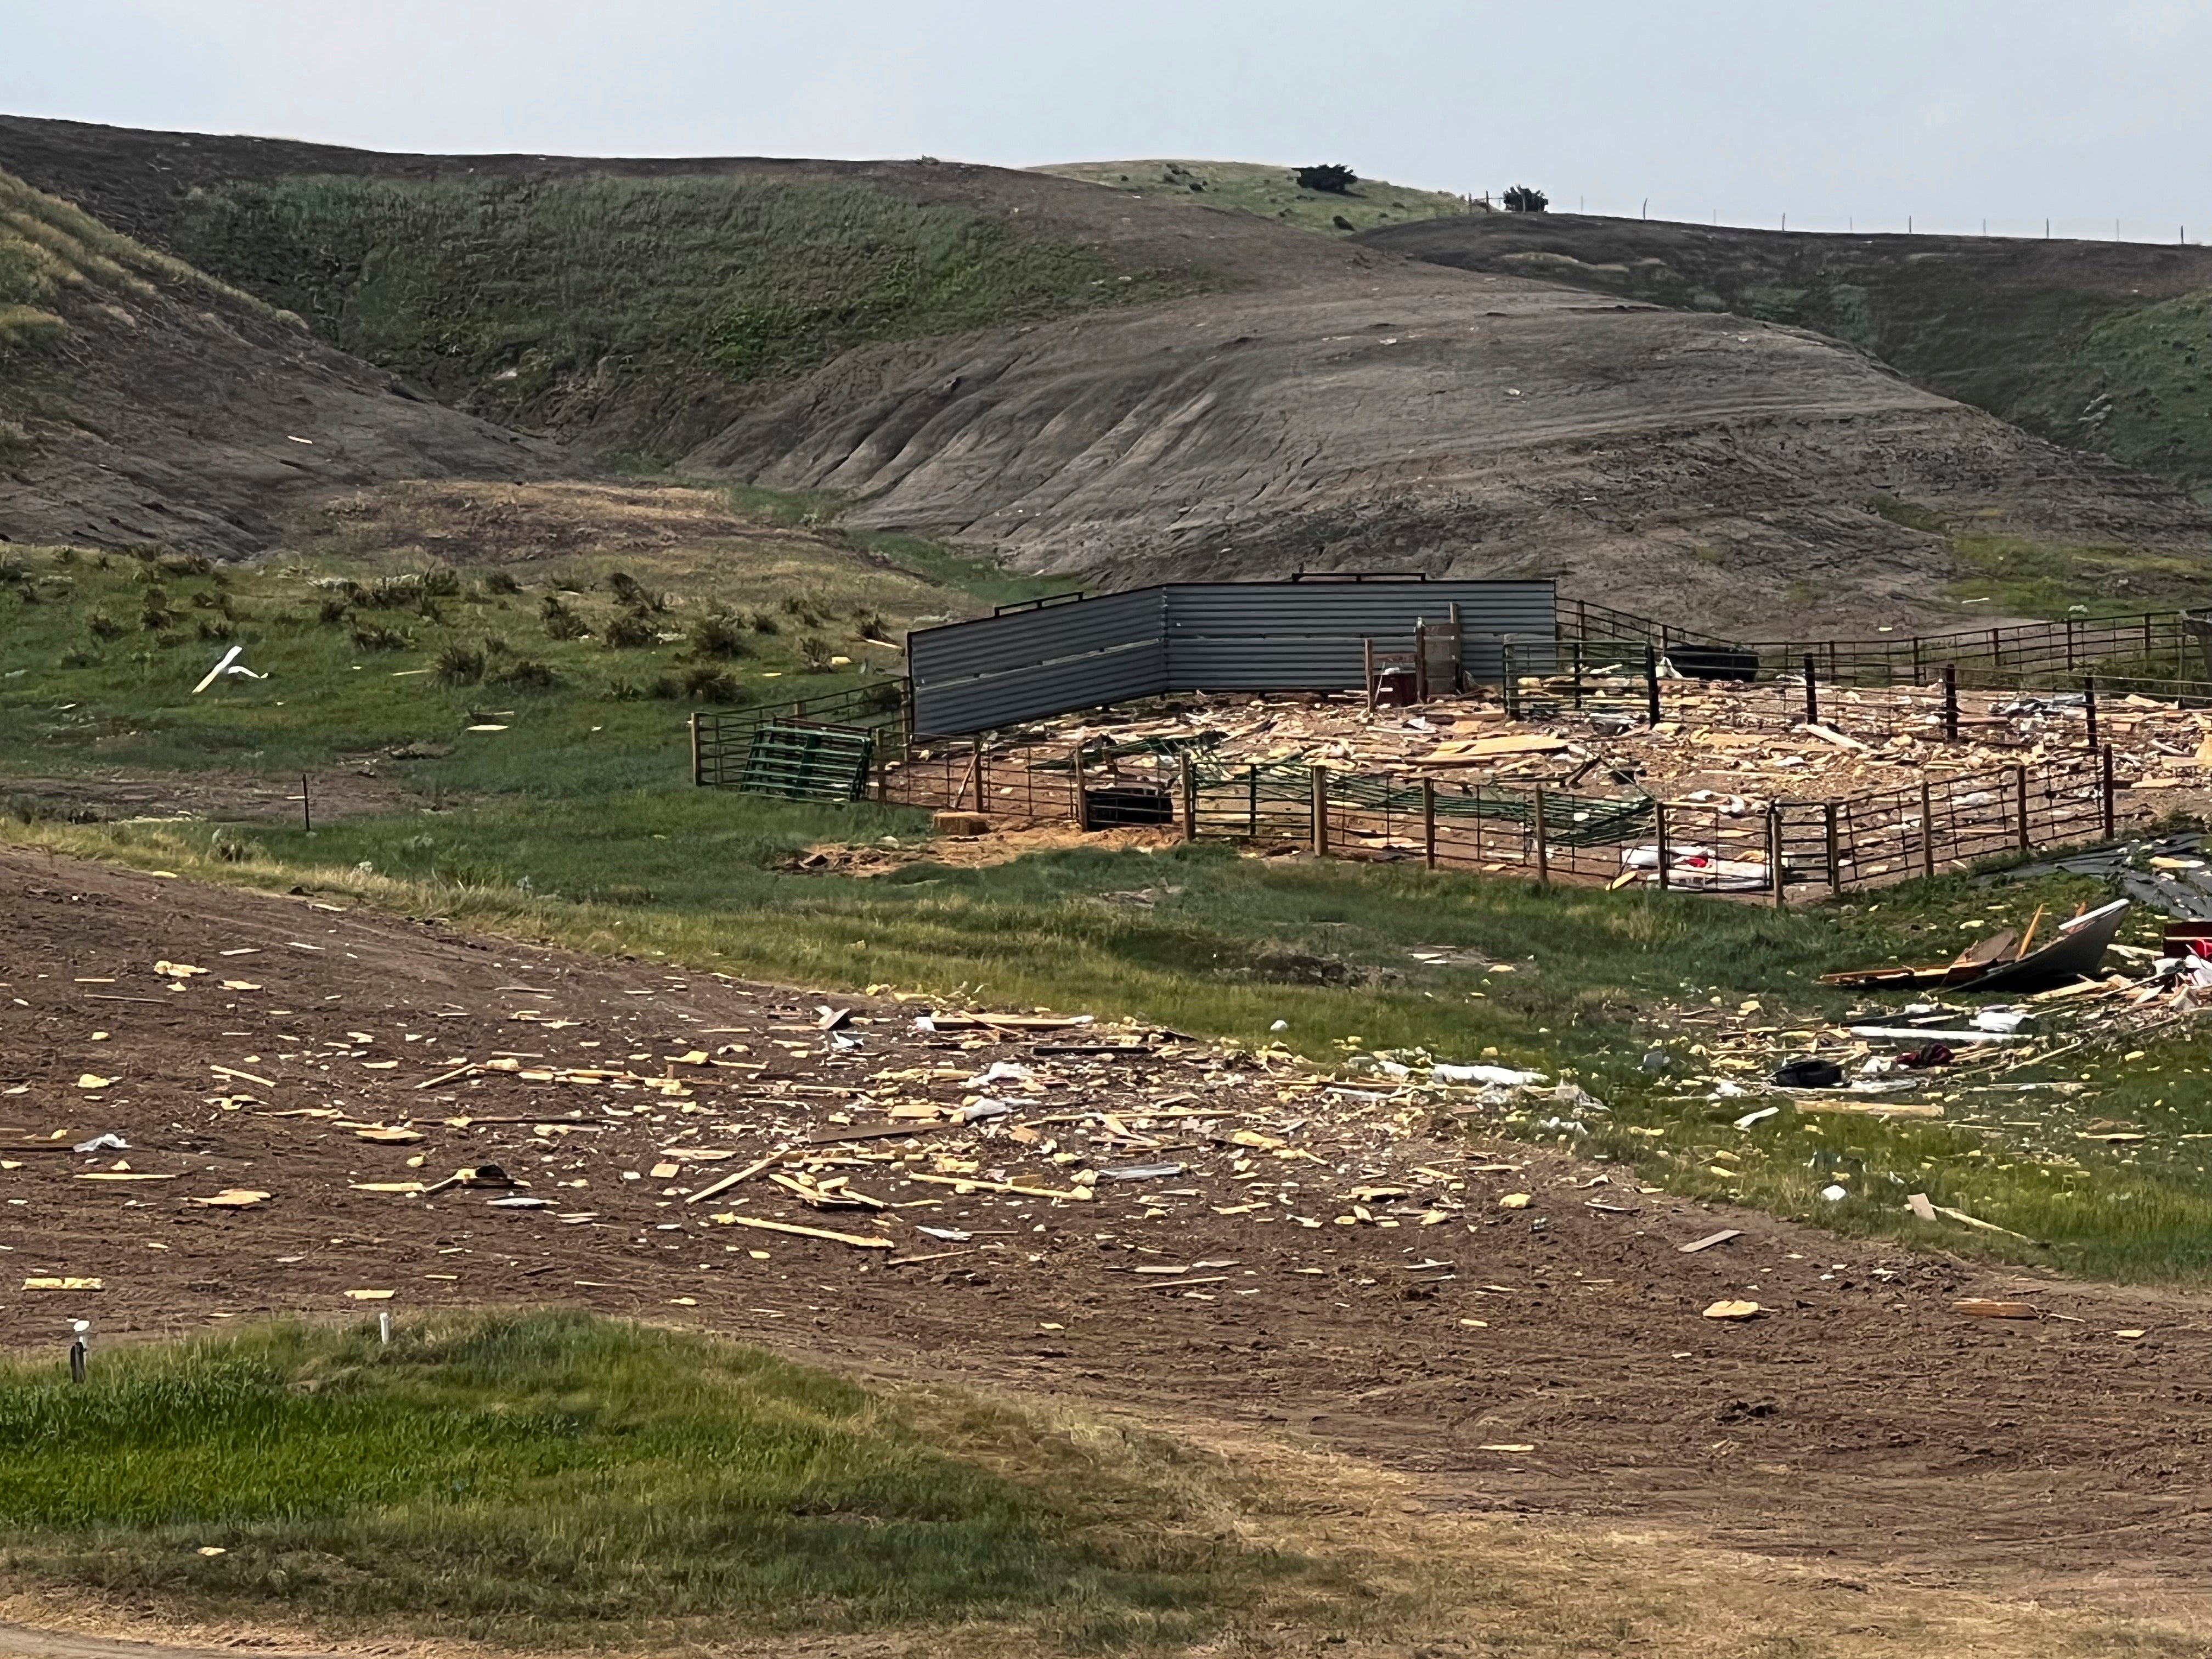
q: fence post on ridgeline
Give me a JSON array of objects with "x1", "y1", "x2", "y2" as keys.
[
  {"x1": 1181, "y1": 758, "x2": 1197, "y2": 842},
  {"x1": 1824, "y1": 801, "x2": 1841, "y2": 895},
  {"x1": 689, "y1": 713, "x2": 703, "y2": 786},
  {"x1": 1920, "y1": 779, "x2": 1937, "y2": 881},
  {"x1": 1645, "y1": 645, "x2": 1661, "y2": 726},
  {"x1": 1943, "y1": 665, "x2": 1959, "y2": 742},
  {"x1": 1421, "y1": 778, "x2": 1437, "y2": 871},
  {"x1": 2084, "y1": 676, "x2": 2099, "y2": 751},
  {"x1": 1768, "y1": 805, "x2": 1787, "y2": 909},
  {"x1": 2015, "y1": 764, "x2": 2032, "y2": 853},
  {"x1": 1310, "y1": 765, "x2": 1328, "y2": 857},
  {"x1": 2102, "y1": 746, "x2": 2117, "y2": 838},
  {"x1": 1532, "y1": 783, "x2": 1551, "y2": 887}
]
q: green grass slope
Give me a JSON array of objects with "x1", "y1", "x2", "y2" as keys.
[
  {"x1": 163, "y1": 171, "x2": 1201, "y2": 467},
  {"x1": 1039, "y1": 159, "x2": 1482, "y2": 235}
]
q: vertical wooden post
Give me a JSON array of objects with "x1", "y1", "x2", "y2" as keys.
[
  {"x1": 1645, "y1": 646, "x2": 1661, "y2": 726},
  {"x1": 1181, "y1": 758, "x2": 1197, "y2": 842},
  {"x1": 689, "y1": 714, "x2": 703, "y2": 786},
  {"x1": 1502, "y1": 641, "x2": 1517, "y2": 716},
  {"x1": 1421, "y1": 778, "x2": 1437, "y2": 870},
  {"x1": 1449, "y1": 602, "x2": 1464, "y2": 693},
  {"x1": 1310, "y1": 765, "x2": 1329, "y2": 856},
  {"x1": 1803, "y1": 654, "x2": 1819, "y2": 727},
  {"x1": 1920, "y1": 778, "x2": 1936, "y2": 879},
  {"x1": 2015, "y1": 764, "x2": 2031, "y2": 852},
  {"x1": 1768, "y1": 805, "x2": 1787, "y2": 909},
  {"x1": 1824, "y1": 800, "x2": 1841, "y2": 894},
  {"x1": 1652, "y1": 799, "x2": 1669, "y2": 890},
  {"x1": 1912, "y1": 633, "x2": 1923, "y2": 684},
  {"x1": 300, "y1": 772, "x2": 312, "y2": 834},
  {"x1": 1943, "y1": 664, "x2": 1959, "y2": 741},
  {"x1": 1532, "y1": 783, "x2": 1550, "y2": 886},
  {"x1": 2066, "y1": 617, "x2": 2077, "y2": 668},
  {"x1": 1571, "y1": 640, "x2": 1584, "y2": 710},
  {"x1": 1071, "y1": 742, "x2": 1088, "y2": 831},
  {"x1": 1248, "y1": 765, "x2": 1259, "y2": 838},
  {"x1": 1414, "y1": 620, "x2": 1429, "y2": 703},
  {"x1": 2084, "y1": 675, "x2": 2098, "y2": 751},
  {"x1": 1363, "y1": 638, "x2": 1377, "y2": 711},
  {"x1": 2102, "y1": 746, "x2": 2117, "y2": 838}
]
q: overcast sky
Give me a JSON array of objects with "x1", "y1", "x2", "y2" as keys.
[{"x1": 14, "y1": 0, "x2": 2212, "y2": 240}]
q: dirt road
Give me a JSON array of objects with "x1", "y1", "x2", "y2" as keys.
[{"x1": 3, "y1": 846, "x2": 2211, "y2": 1611}]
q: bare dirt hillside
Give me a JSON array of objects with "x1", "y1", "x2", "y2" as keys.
[
  {"x1": 0, "y1": 166, "x2": 557, "y2": 557},
  {"x1": 4, "y1": 115, "x2": 2210, "y2": 629},
  {"x1": 1363, "y1": 212, "x2": 2212, "y2": 490},
  {"x1": 688, "y1": 269, "x2": 2210, "y2": 635}
]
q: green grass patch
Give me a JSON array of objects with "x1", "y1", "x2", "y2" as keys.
[
  {"x1": 1944, "y1": 535, "x2": 2212, "y2": 619},
  {"x1": 1040, "y1": 159, "x2": 1477, "y2": 236},
  {"x1": 168, "y1": 172, "x2": 1206, "y2": 461},
  {"x1": 0, "y1": 1311, "x2": 1318, "y2": 1647}
]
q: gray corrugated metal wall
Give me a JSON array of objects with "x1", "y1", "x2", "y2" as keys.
[
  {"x1": 907, "y1": 589, "x2": 1168, "y2": 735},
  {"x1": 1165, "y1": 582, "x2": 1555, "y2": 688},
  {"x1": 909, "y1": 580, "x2": 1559, "y2": 735}
]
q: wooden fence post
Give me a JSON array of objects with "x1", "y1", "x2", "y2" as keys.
[
  {"x1": 1181, "y1": 758, "x2": 1198, "y2": 842},
  {"x1": 1920, "y1": 779, "x2": 1936, "y2": 880},
  {"x1": 1532, "y1": 783, "x2": 1550, "y2": 886},
  {"x1": 1943, "y1": 665, "x2": 1959, "y2": 741},
  {"x1": 2015, "y1": 764, "x2": 2031, "y2": 853},
  {"x1": 689, "y1": 713, "x2": 703, "y2": 786},
  {"x1": 1248, "y1": 765, "x2": 1259, "y2": 838},
  {"x1": 1071, "y1": 742, "x2": 1088, "y2": 831},
  {"x1": 1449, "y1": 601, "x2": 1465, "y2": 692},
  {"x1": 1422, "y1": 778, "x2": 1437, "y2": 870},
  {"x1": 1803, "y1": 654, "x2": 1819, "y2": 727},
  {"x1": 1645, "y1": 645, "x2": 1662, "y2": 726},
  {"x1": 1652, "y1": 797, "x2": 1668, "y2": 891},
  {"x1": 1310, "y1": 765, "x2": 1328, "y2": 857},
  {"x1": 1415, "y1": 620, "x2": 1430, "y2": 703},
  {"x1": 2084, "y1": 675, "x2": 2098, "y2": 751},
  {"x1": 1824, "y1": 801, "x2": 1841, "y2": 894},
  {"x1": 1768, "y1": 805, "x2": 1787, "y2": 909},
  {"x1": 1363, "y1": 638, "x2": 1377, "y2": 710},
  {"x1": 2102, "y1": 746, "x2": 2117, "y2": 839}
]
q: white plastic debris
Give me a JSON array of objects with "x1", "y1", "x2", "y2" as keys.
[
  {"x1": 1819, "y1": 1184, "x2": 1849, "y2": 1202},
  {"x1": 969, "y1": 1060, "x2": 1033, "y2": 1086},
  {"x1": 1432, "y1": 1063, "x2": 1548, "y2": 1087},
  {"x1": 73, "y1": 1133, "x2": 128, "y2": 1153},
  {"x1": 1733, "y1": 1105, "x2": 1781, "y2": 1131},
  {"x1": 1972, "y1": 1008, "x2": 2029, "y2": 1034}
]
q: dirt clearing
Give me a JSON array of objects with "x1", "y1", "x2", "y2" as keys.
[{"x1": 4, "y1": 847, "x2": 2212, "y2": 1629}]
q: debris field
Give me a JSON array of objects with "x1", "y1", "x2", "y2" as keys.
[
  {"x1": 1011, "y1": 674, "x2": 2212, "y2": 820},
  {"x1": 7, "y1": 848, "x2": 2212, "y2": 1588}
]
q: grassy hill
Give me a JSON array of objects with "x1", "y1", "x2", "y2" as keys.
[
  {"x1": 1037, "y1": 159, "x2": 1483, "y2": 236},
  {"x1": 1363, "y1": 213, "x2": 2212, "y2": 494}
]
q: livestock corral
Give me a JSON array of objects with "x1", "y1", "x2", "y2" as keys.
[{"x1": 699, "y1": 583, "x2": 2212, "y2": 896}]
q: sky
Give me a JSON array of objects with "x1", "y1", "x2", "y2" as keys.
[{"x1": 13, "y1": 0, "x2": 2212, "y2": 240}]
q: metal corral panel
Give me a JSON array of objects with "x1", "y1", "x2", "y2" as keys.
[
  {"x1": 909, "y1": 589, "x2": 1169, "y2": 735},
  {"x1": 906, "y1": 579, "x2": 1558, "y2": 733},
  {"x1": 1167, "y1": 581, "x2": 1556, "y2": 687}
]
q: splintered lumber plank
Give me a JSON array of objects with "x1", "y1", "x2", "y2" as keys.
[
  {"x1": 806, "y1": 1120, "x2": 961, "y2": 1146},
  {"x1": 1953, "y1": 1297, "x2": 2040, "y2": 1319},
  {"x1": 906, "y1": 1171, "x2": 1095, "y2": 1201},
  {"x1": 711, "y1": 1215, "x2": 893, "y2": 1250},
  {"x1": 685, "y1": 1152, "x2": 788, "y2": 1205},
  {"x1": 1677, "y1": 1228, "x2": 1742, "y2": 1254},
  {"x1": 210, "y1": 1064, "x2": 276, "y2": 1088},
  {"x1": 1791, "y1": 1099, "x2": 1946, "y2": 1119}
]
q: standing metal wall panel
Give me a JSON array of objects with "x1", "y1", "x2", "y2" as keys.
[
  {"x1": 1164, "y1": 582, "x2": 1555, "y2": 687},
  {"x1": 908, "y1": 589, "x2": 1167, "y2": 735},
  {"x1": 905, "y1": 579, "x2": 1558, "y2": 734}
]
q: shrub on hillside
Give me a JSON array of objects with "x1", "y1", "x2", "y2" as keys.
[
  {"x1": 1294, "y1": 165, "x2": 1358, "y2": 195},
  {"x1": 601, "y1": 611, "x2": 659, "y2": 650},
  {"x1": 687, "y1": 610, "x2": 752, "y2": 660},
  {"x1": 540, "y1": 595, "x2": 590, "y2": 640}
]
